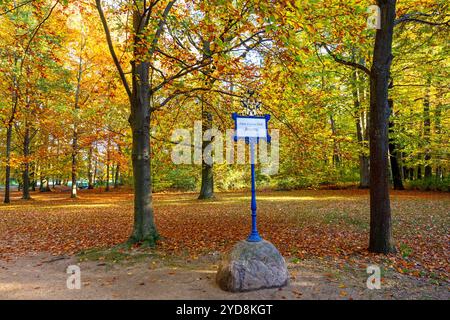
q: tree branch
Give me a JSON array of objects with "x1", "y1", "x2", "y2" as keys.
[
  {"x1": 395, "y1": 12, "x2": 450, "y2": 27},
  {"x1": 95, "y1": 0, "x2": 132, "y2": 100},
  {"x1": 0, "y1": 0, "x2": 33, "y2": 16},
  {"x1": 19, "y1": 0, "x2": 60, "y2": 75},
  {"x1": 148, "y1": 0, "x2": 176, "y2": 57},
  {"x1": 151, "y1": 58, "x2": 211, "y2": 94},
  {"x1": 320, "y1": 43, "x2": 371, "y2": 76}
]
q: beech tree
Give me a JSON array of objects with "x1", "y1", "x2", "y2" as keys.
[
  {"x1": 1, "y1": 0, "x2": 448, "y2": 256},
  {"x1": 95, "y1": 0, "x2": 268, "y2": 244}
]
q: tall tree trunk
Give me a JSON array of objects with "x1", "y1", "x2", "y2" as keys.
[
  {"x1": 39, "y1": 165, "x2": 43, "y2": 192},
  {"x1": 128, "y1": 59, "x2": 158, "y2": 245},
  {"x1": 22, "y1": 124, "x2": 31, "y2": 199},
  {"x1": 198, "y1": 108, "x2": 214, "y2": 199},
  {"x1": 4, "y1": 125, "x2": 13, "y2": 203},
  {"x1": 198, "y1": 40, "x2": 214, "y2": 199},
  {"x1": 362, "y1": 80, "x2": 370, "y2": 188},
  {"x1": 31, "y1": 161, "x2": 36, "y2": 191},
  {"x1": 114, "y1": 144, "x2": 122, "y2": 188},
  {"x1": 353, "y1": 68, "x2": 370, "y2": 188},
  {"x1": 114, "y1": 163, "x2": 120, "y2": 188},
  {"x1": 93, "y1": 151, "x2": 98, "y2": 188},
  {"x1": 105, "y1": 163, "x2": 110, "y2": 191},
  {"x1": 105, "y1": 136, "x2": 110, "y2": 192},
  {"x1": 368, "y1": 0, "x2": 396, "y2": 254},
  {"x1": 87, "y1": 143, "x2": 94, "y2": 189},
  {"x1": 434, "y1": 90, "x2": 442, "y2": 180},
  {"x1": 359, "y1": 155, "x2": 370, "y2": 188},
  {"x1": 423, "y1": 78, "x2": 432, "y2": 179},
  {"x1": 408, "y1": 168, "x2": 414, "y2": 180},
  {"x1": 388, "y1": 99, "x2": 404, "y2": 190},
  {"x1": 4, "y1": 54, "x2": 18, "y2": 204},
  {"x1": 329, "y1": 114, "x2": 340, "y2": 166},
  {"x1": 22, "y1": 70, "x2": 32, "y2": 199},
  {"x1": 402, "y1": 152, "x2": 408, "y2": 180},
  {"x1": 71, "y1": 131, "x2": 78, "y2": 198},
  {"x1": 71, "y1": 48, "x2": 83, "y2": 198},
  {"x1": 111, "y1": 163, "x2": 115, "y2": 187},
  {"x1": 55, "y1": 138, "x2": 60, "y2": 185},
  {"x1": 96, "y1": 0, "x2": 176, "y2": 246}
]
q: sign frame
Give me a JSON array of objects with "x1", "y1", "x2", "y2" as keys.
[{"x1": 232, "y1": 113, "x2": 271, "y2": 144}]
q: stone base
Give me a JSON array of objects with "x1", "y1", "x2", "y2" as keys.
[{"x1": 216, "y1": 240, "x2": 289, "y2": 292}]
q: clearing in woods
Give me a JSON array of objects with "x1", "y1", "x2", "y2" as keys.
[{"x1": 0, "y1": 189, "x2": 448, "y2": 299}]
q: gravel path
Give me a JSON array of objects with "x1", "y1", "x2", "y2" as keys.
[{"x1": 1, "y1": 252, "x2": 448, "y2": 300}]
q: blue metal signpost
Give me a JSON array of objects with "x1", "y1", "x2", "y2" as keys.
[
  {"x1": 248, "y1": 138, "x2": 261, "y2": 242},
  {"x1": 233, "y1": 92, "x2": 271, "y2": 242}
]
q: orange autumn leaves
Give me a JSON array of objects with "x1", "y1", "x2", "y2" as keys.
[{"x1": 0, "y1": 189, "x2": 448, "y2": 281}]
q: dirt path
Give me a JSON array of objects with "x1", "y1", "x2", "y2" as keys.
[{"x1": 0, "y1": 252, "x2": 448, "y2": 300}]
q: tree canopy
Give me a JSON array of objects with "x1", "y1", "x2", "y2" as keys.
[{"x1": 0, "y1": 0, "x2": 448, "y2": 252}]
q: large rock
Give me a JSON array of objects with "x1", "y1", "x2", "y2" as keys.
[{"x1": 216, "y1": 240, "x2": 289, "y2": 292}]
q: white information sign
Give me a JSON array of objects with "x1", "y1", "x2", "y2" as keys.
[{"x1": 235, "y1": 117, "x2": 267, "y2": 138}]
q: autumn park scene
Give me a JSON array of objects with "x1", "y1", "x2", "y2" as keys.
[{"x1": 0, "y1": 0, "x2": 449, "y2": 305}]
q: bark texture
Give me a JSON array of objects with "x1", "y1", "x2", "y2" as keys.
[
  {"x1": 198, "y1": 40, "x2": 214, "y2": 200},
  {"x1": 368, "y1": 0, "x2": 396, "y2": 253}
]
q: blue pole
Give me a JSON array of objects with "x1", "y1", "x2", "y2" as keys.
[{"x1": 247, "y1": 139, "x2": 262, "y2": 242}]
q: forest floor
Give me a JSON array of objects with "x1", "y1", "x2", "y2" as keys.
[{"x1": 0, "y1": 188, "x2": 448, "y2": 299}]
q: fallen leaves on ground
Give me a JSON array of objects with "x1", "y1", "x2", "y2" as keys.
[{"x1": 0, "y1": 189, "x2": 448, "y2": 281}]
